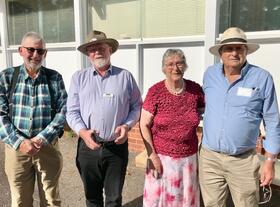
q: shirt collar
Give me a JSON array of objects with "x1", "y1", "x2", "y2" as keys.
[
  {"x1": 92, "y1": 64, "x2": 113, "y2": 76},
  {"x1": 21, "y1": 64, "x2": 44, "y2": 82},
  {"x1": 240, "y1": 62, "x2": 249, "y2": 77},
  {"x1": 219, "y1": 61, "x2": 249, "y2": 78}
]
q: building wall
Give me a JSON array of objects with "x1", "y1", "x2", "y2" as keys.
[{"x1": 1, "y1": 0, "x2": 280, "y2": 153}]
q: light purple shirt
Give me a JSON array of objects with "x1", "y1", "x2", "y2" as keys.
[{"x1": 66, "y1": 65, "x2": 142, "y2": 141}]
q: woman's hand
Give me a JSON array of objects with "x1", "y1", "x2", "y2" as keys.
[{"x1": 148, "y1": 153, "x2": 163, "y2": 178}]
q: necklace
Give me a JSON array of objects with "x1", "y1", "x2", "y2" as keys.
[{"x1": 165, "y1": 80, "x2": 185, "y2": 95}]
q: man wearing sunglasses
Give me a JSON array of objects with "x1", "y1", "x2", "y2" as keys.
[{"x1": 0, "y1": 31, "x2": 67, "y2": 206}]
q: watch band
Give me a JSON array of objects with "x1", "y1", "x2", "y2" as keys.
[{"x1": 265, "y1": 156, "x2": 277, "y2": 162}]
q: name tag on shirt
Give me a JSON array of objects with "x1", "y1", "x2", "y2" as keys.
[
  {"x1": 237, "y1": 87, "x2": 252, "y2": 97},
  {"x1": 103, "y1": 93, "x2": 114, "y2": 98}
]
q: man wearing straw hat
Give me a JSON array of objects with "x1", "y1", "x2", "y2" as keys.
[
  {"x1": 199, "y1": 27, "x2": 280, "y2": 206},
  {"x1": 66, "y1": 30, "x2": 142, "y2": 207}
]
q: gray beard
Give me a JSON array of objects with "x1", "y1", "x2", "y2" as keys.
[
  {"x1": 27, "y1": 62, "x2": 41, "y2": 72},
  {"x1": 92, "y1": 58, "x2": 109, "y2": 69}
]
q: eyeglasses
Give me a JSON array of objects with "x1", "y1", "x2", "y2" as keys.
[
  {"x1": 220, "y1": 45, "x2": 247, "y2": 53},
  {"x1": 165, "y1": 61, "x2": 185, "y2": 69},
  {"x1": 259, "y1": 185, "x2": 272, "y2": 205},
  {"x1": 22, "y1": 46, "x2": 46, "y2": 55},
  {"x1": 87, "y1": 46, "x2": 108, "y2": 53}
]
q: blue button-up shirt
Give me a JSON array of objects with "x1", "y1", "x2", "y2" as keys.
[
  {"x1": 66, "y1": 65, "x2": 142, "y2": 141},
  {"x1": 202, "y1": 62, "x2": 280, "y2": 155}
]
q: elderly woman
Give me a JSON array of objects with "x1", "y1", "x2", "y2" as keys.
[{"x1": 140, "y1": 49, "x2": 204, "y2": 207}]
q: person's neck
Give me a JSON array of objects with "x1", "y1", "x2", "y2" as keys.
[
  {"x1": 95, "y1": 64, "x2": 110, "y2": 77},
  {"x1": 26, "y1": 67, "x2": 39, "y2": 79},
  {"x1": 223, "y1": 66, "x2": 241, "y2": 83},
  {"x1": 165, "y1": 79, "x2": 185, "y2": 95}
]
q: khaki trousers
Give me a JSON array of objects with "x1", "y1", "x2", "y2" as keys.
[
  {"x1": 5, "y1": 139, "x2": 62, "y2": 207},
  {"x1": 199, "y1": 147, "x2": 260, "y2": 207}
]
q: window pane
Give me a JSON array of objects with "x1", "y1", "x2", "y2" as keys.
[
  {"x1": 143, "y1": 0, "x2": 205, "y2": 38},
  {"x1": 6, "y1": 0, "x2": 75, "y2": 45},
  {"x1": 89, "y1": 0, "x2": 205, "y2": 40},
  {"x1": 220, "y1": 0, "x2": 280, "y2": 32},
  {"x1": 89, "y1": 0, "x2": 141, "y2": 40}
]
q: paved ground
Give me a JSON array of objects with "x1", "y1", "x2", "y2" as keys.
[
  {"x1": 0, "y1": 136, "x2": 145, "y2": 207},
  {"x1": 1, "y1": 136, "x2": 280, "y2": 207}
]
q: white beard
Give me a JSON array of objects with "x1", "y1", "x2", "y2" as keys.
[
  {"x1": 92, "y1": 58, "x2": 109, "y2": 69},
  {"x1": 25, "y1": 62, "x2": 42, "y2": 72}
]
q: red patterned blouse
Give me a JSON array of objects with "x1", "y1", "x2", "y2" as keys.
[{"x1": 143, "y1": 79, "x2": 204, "y2": 158}]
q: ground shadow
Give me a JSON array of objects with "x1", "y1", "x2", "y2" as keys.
[{"x1": 123, "y1": 195, "x2": 143, "y2": 207}]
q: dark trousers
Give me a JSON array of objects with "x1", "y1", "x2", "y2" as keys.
[{"x1": 76, "y1": 138, "x2": 129, "y2": 207}]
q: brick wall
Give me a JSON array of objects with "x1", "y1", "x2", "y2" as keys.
[
  {"x1": 127, "y1": 123, "x2": 203, "y2": 153},
  {"x1": 128, "y1": 122, "x2": 145, "y2": 152}
]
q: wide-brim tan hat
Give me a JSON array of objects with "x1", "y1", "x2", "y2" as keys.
[
  {"x1": 78, "y1": 30, "x2": 119, "y2": 55},
  {"x1": 209, "y1": 27, "x2": 260, "y2": 56}
]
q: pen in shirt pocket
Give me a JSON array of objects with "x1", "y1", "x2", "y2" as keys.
[{"x1": 252, "y1": 87, "x2": 260, "y2": 91}]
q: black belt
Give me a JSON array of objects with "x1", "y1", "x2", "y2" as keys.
[
  {"x1": 91, "y1": 132, "x2": 115, "y2": 147},
  {"x1": 98, "y1": 140, "x2": 116, "y2": 147}
]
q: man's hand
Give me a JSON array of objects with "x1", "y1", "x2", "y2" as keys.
[
  {"x1": 31, "y1": 137, "x2": 44, "y2": 149},
  {"x1": 79, "y1": 128, "x2": 101, "y2": 150},
  {"x1": 19, "y1": 139, "x2": 40, "y2": 155},
  {"x1": 114, "y1": 125, "x2": 129, "y2": 144},
  {"x1": 260, "y1": 159, "x2": 275, "y2": 186}
]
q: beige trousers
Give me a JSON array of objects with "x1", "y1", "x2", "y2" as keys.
[
  {"x1": 5, "y1": 139, "x2": 62, "y2": 207},
  {"x1": 199, "y1": 147, "x2": 260, "y2": 207}
]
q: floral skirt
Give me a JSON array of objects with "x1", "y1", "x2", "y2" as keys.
[{"x1": 143, "y1": 153, "x2": 199, "y2": 207}]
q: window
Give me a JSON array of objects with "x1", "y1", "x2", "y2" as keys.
[
  {"x1": 220, "y1": 0, "x2": 280, "y2": 32},
  {"x1": 89, "y1": 0, "x2": 141, "y2": 40},
  {"x1": 142, "y1": 0, "x2": 205, "y2": 38},
  {"x1": 6, "y1": 0, "x2": 75, "y2": 45},
  {"x1": 88, "y1": 0, "x2": 205, "y2": 40}
]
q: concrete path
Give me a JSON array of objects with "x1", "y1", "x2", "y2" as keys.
[{"x1": 0, "y1": 136, "x2": 145, "y2": 207}]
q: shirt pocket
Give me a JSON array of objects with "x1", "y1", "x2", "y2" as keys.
[{"x1": 245, "y1": 90, "x2": 263, "y2": 119}]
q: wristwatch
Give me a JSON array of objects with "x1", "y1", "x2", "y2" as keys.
[{"x1": 265, "y1": 155, "x2": 277, "y2": 162}]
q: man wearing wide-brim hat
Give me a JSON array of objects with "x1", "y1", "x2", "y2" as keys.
[
  {"x1": 199, "y1": 27, "x2": 280, "y2": 207},
  {"x1": 66, "y1": 30, "x2": 142, "y2": 206}
]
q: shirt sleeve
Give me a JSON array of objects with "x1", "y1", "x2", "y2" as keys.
[
  {"x1": 262, "y1": 74, "x2": 280, "y2": 154},
  {"x1": 0, "y1": 69, "x2": 26, "y2": 149},
  {"x1": 142, "y1": 85, "x2": 158, "y2": 116},
  {"x1": 66, "y1": 71, "x2": 88, "y2": 134},
  {"x1": 37, "y1": 72, "x2": 68, "y2": 143},
  {"x1": 122, "y1": 74, "x2": 142, "y2": 129}
]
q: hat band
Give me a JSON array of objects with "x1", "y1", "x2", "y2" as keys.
[{"x1": 221, "y1": 38, "x2": 247, "y2": 44}]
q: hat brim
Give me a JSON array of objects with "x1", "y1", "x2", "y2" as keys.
[
  {"x1": 77, "y1": 39, "x2": 119, "y2": 55},
  {"x1": 209, "y1": 42, "x2": 260, "y2": 56}
]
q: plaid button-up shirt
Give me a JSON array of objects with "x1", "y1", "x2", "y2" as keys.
[{"x1": 0, "y1": 65, "x2": 67, "y2": 149}]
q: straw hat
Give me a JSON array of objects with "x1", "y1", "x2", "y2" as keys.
[
  {"x1": 77, "y1": 30, "x2": 119, "y2": 55},
  {"x1": 209, "y1": 27, "x2": 259, "y2": 56}
]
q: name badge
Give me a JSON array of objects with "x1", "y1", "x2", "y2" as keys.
[
  {"x1": 103, "y1": 93, "x2": 114, "y2": 98},
  {"x1": 237, "y1": 87, "x2": 252, "y2": 97}
]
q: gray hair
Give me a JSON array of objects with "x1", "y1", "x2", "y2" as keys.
[
  {"x1": 162, "y1": 49, "x2": 187, "y2": 71},
  {"x1": 21, "y1": 31, "x2": 46, "y2": 47}
]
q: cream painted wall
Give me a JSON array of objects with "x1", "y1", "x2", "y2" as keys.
[
  {"x1": 0, "y1": 52, "x2": 5, "y2": 69},
  {"x1": 247, "y1": 43, "x2": 280, "y2": 100},
  {"x1": 142, "y1": 44, "x2": 205, "y2": 97}
]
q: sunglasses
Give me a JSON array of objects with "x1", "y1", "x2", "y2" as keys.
[
  {"x1": 259, "y1": 185, "x2": 272, "y2": 205},
  {"x1": 22, "y1": 46, "x2": 46, "y2": 55}
]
